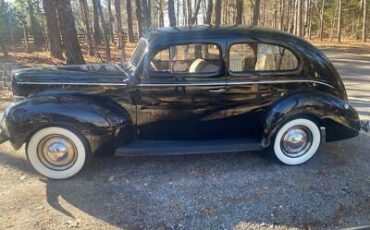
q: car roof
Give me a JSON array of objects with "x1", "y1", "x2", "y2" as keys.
[{"x1": 143, "y1": 25, "x2": 308, "y2": 44}]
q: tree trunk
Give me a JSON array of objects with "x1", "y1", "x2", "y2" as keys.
[
  {"x1": 307, "y1": 0, "x2": 313, "y2": 39},
  {"x1": 8, "y1": 14, "x2": 14, "y2": 48},
  {"x1": 79, "y1": 0, "x2": 95, "y2": 56},
  {"x1": 280, "y1": 0, "x2": 285, "y2": 30},
  {"x1": 157, "y1": 0, "x2": 164, "y2": 27},
  {"x1": 261, "y1": 0, "x2": 265, "y2": 26},
  {"x1": 0, "y1": 0, "x2": 8, "y2": 58},
  {"x1": 43, "y1": 0, "x2": 63, "y2": 59},
  {"x1": 304, "y1": 0, "x2": 310, "y2": 36},
  {"x1": 176, "y1": 0, "x2": 180, "y2": 25},
  {"x1": 235, "y1": 0, "x2": 243, "y2": 25},
  {"x1": 215, "y1": 0, "x2": 222, "y2": 26},
  {"x1": 363, "y1": 0, "x2": 368, "y2": 42},
  {"x1": 319, "y1": 0, "x2": 325, "y2": 41},
  {"x1": 252, "y1": 0, "x2": 261, "y2": 26},
  {"x1": 141, "y1": 0, "x2": 151, "y2": 33},
  {"x1": 222, "y1": 1, "x2": 227, "y2": 24},
  {"x1": 95, "y1": 0, "x2": 111, "y2": 61},
  {"x1": 126, "y1": 0, "x2": 135, "y2": 42},
  {"x1": 168, "y1": 0, "x2": 176, "y2": 27},
  {"x1": 55, "y1": 0, "x2": 85, "y2": 64},
  {"x1": 330, "y1": 1, "x2": 337, "y2": 41},
  {"x1": 114, "y1": 0, "x2": 125, "y2": 62},
  {"x1": 107, "y1": 0, "x2": 115, "y2": 43},
  {"x1": 191, "y1": 0, "x2": 202, "y2": 24},
  {"x1": 293, "y1": 0, "x2": 298, "y2": 35},
  {"x1": 184, "y1": 0, "x2": 190, "y2": 26},
  {"x1": 273, "y1": 0, "x2": 278, "y2": 29},
  {"x1": 185, "y1": 0, "x2": 192, "y2": 26},
  {"x1": 92, "y1": 0, "x2": 102, "y2": 44},
  {"x1": 147, "y1": 0, "x2": 152, "y2": 25},
  {"x1": 297, "y1": 0, "x2": 303, "y2": 37},
  {"x1": 182, "y1": 0, "x2": 186, "y2": 25},
  {"x1": 356, "y1": 5, "x2": 361, "y2": 40},
  {"x1": 135, "y1": 0, "x2": 143, "y2": 36},
  {"x1": 287, "y1": 0, "x2": 293, "y2": 33},
  {"x1": 337, "y1": 0, "x2": 342, "y2": 43},
  {"x1": 27, "y1": 0, "x2": 44, "y2": 47},
  {"x1": 21, "y1": 19, "x2": 30, "y2": 52},
  {"x1": 205, "y1": 0, "x2": 213, "y2": 24}
]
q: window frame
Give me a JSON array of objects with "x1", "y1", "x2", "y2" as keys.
[
  {"x1": 227, "y1": 40, "x2": 302, "y2": 77},
  {"x1": 129, "y1": 38, "x2": 148, "y2": 72},
  {"x1": 145, "y1": 41, "x2": 224, "y2": 79}
]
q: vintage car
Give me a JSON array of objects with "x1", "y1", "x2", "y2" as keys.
[{"x1": 0, "y1": 26, "x2": 369, "y2": 179}]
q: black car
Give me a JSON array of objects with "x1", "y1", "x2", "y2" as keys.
[{"x1": 0, "y1": 26, "x2": 368, "y2": 179}]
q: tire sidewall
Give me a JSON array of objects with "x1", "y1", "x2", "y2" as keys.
[
  {"x1": 273, "y1": 118, "x2": 321, "y2": 165},
  {"x1": 27, "y1": 127, "x2": 87, "y2": 179}
]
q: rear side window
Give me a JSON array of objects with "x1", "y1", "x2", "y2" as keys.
[
  {"x1": 149, "y1": 43, "x2": 221, "y2": 74},
  {"x1": 229, "y1": 42, "x2": 298, "y2": 73}
]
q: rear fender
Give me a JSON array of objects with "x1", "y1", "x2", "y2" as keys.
[{"x1": 261, "y1": 91, "x2": 360, "y2": 147}]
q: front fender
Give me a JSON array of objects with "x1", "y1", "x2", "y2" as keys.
[
  {"x1": 3, "y1": 94, "x2": 134, "y2": 154},
  {"x1": 262, "y1": 91, "x2": 360, "y2": 147}
]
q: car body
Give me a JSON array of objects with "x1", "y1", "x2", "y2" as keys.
[{"x1": 0, "y1": 26, "x2": 368, "y2": 179}]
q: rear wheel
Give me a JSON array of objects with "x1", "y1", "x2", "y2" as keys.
[
  {"x1": 27, "y1": 127, "x2": 88, "y2": 179},
  {"x1": 273, "y1": 118, "x2": 321, "y2": 165}
]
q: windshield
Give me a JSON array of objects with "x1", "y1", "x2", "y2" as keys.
[{"x1": 129, "y1": 39, "x2": 148, "y2": 69}]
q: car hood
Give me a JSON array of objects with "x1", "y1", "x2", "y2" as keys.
[{"x1": 12, "y1": 64, "x2": 129, "y2": 85}]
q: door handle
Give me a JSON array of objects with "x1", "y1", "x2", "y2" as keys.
[{"x1": 208, "y1": 89, "x2": 225, "y2": 94}]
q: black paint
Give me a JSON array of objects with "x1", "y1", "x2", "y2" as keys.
[{"x1": 0, "y1": 26, "x2": 361, "y2": 155}]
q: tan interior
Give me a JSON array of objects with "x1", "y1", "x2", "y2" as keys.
[
  {"x1": 189, "y1": 58, "x2": 219, "y2": 73},
  {"x1": 255, "y1": 53, "x2": 298, "y2": 71}
]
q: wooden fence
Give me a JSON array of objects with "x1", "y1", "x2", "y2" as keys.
[{"x1": 22, "y1": 33, "x2": 140, "y2": 45}]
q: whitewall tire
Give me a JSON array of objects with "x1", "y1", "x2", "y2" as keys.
[
  {"x1": 273, "y1": 118, "x2": 321, "y2": 165},
  {"x1": 27, "y1": 127, "x2": 88, "y2": 179}
]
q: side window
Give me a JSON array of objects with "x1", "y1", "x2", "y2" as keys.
[
  {"x1": 150, "y1": 49, "x2": 170, "y2": 72},
  {"x1": 149, "y1": 43, "x2": 221, "y2": 74},
  {"x1": 229, "y1": 42, "x2": 298, "y2": 73}
]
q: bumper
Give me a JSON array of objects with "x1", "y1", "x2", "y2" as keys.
[{"x1": 360, "y1": 120, "x2": 370, "y2": 132}]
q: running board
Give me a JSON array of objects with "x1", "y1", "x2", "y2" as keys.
[{"x1": 115, "y1": 139, "x2": 262, "y2": 156}]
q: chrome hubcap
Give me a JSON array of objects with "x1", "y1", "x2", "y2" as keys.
[
  {"x1": 38, "y1": 135, "x2": 77, "y2": 170},
  {"x1": 281, "y1": 126, "x2": 312, "y2": 158}
]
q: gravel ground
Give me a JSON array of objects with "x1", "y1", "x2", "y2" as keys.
[{"x1": 0, "y1": 49, "x2": 369, "y2": 230}]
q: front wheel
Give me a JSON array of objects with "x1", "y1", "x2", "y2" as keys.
[
  {"x1": 27, "y1": 127, "x2": 88, "y2": 179},
  {"x1": 273, "y1": 118, "x2": 321, "y2": 165}
]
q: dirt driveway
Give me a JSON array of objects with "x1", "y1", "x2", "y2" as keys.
[{"x1": 0, "y1": 48, "x2": 369, "y2": 230}]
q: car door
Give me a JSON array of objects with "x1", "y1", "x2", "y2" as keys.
[
  {"x1": 223, "y1": 39, "x2": 302, "y2": 139},
  {"x1": 223, "y1": 40, "x2": 263, "y2": 139},
  {"x1": 136, "y1": 41, "x2": 228, "y2": 140}
]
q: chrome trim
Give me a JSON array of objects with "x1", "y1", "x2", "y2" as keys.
[
  {"x1": 129, "y1": 38, "x2": 148, "y2": 72},
  {"x1": 112, "y1": 64, "x2": 125, "y2": 73},
  {"x1": 320, "y1": 127, "x2": 326, "y2": 143},
  {"x1": 137, "y1": 80, "x2": 333, "y2": 88},
  {"x1": 138, "y1": 82, "x2": 227, "y2": 87},
  {"x1": 15, "y1": 79, "x2": 333, "y2": 88},
  {"x1": 360, "y1": 120, "x2": 370, "y2": 132},
  {"x1": 281, "y1": 127, "x2": 311, "y2": 157},
  {"x1": 38, "y1": 135, "x2": 78, "y2": 170},
  {"x1": 281, "y1": 126, "x2": 313, "y2": 158},
  {"x1": 229, "y1": 80, "x2": 334, "y2": 88},
  {"x1": 13, "y1": 96, "x2": 26, "y2": 102},
  {"x1": 16, "y1": 82, "x2": 128, "y2": 86}
]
